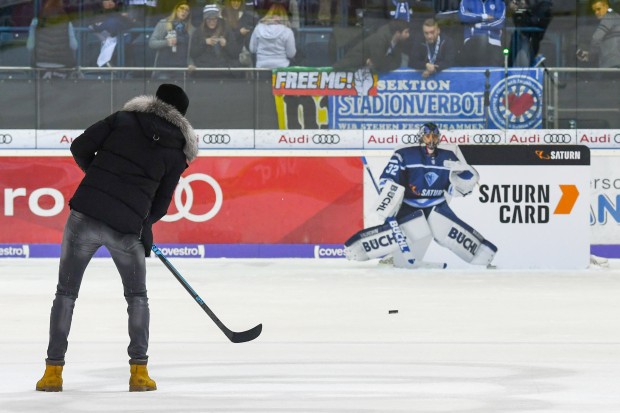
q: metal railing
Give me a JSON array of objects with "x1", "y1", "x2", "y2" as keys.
[{"x1": 2, "y1": 65, "x2": 620, "y2": 130}]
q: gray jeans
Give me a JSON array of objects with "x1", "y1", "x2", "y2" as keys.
[{"x1": 46, "y1": 210, "x2": 150, "y2": 363}]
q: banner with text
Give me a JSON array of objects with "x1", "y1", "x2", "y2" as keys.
[
  {"x1": 363, "y1": 145, "x2": 591, "y2": 269},
  {"x1": 4, "y1": 128, "x2": 620, "y2": 149},
  {"x1": 328, "y1": 68, "x2": 543, "y2": 130},
  {"x1": 0, "y1": 157, "x2": 363, "y2": 245}
]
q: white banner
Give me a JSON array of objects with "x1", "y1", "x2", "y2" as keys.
[
  {"x1": 0, "y1": 130, "x2": 36, "y2": 149},
  {"x1": 254, "y1": 129, "x2": 362, "y2": 149},
  {"x1": 364, "y1": 145, "x2": 591, "y2": 269},
  {"x1": 5, "y1": 129, "x2": 620, "y2": 150}
]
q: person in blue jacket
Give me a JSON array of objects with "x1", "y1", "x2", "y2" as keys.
[{"x1": 458, "y1": 0, "x2": 506, "y2": 66}]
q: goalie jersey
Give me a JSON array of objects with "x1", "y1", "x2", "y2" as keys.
[{"x1": 379, "y1": 145, "x2": 459, "y2": 210}]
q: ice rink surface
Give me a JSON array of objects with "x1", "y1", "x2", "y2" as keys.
[{"x1": 1, "y1": 257, "x2": 620, "y2": 413}]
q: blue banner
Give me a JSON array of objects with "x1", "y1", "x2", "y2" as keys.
[{"x1": 328, "y1": 68, "x2": 543, "y2": 130}]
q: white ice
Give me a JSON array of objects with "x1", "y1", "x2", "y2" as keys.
[{"x1": 1, "y1": 258, "x2": 620, "y2": 412}]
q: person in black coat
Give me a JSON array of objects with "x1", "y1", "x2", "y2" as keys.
[{"x1": 36, "y1": 84, "x2": 198, "y2": 393}]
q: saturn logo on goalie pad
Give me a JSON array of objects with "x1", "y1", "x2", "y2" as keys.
[{"x1": 448, "y1": 227, "x2": 478, "y2": 254}]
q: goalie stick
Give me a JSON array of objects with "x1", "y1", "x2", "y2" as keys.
[{"x1": 152, "y1": 244, "x2": 262, "y2": 343}]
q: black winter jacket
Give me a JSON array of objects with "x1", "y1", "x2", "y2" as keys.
[{"x1": 69, "y1": 96, "x2": 198, "y2": 255}]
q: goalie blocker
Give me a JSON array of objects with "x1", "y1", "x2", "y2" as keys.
[{"x1": 344, "y1": 203, "x2": 498, "y2": 267}]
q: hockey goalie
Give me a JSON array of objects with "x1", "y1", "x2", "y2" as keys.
[{"x1": 344, "y1": 123, "x2": 498, "y2": 269}]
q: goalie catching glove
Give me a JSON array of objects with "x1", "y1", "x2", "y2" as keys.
[{"x1": 444, "y1": 160, "x2": 480, "y2": 197}]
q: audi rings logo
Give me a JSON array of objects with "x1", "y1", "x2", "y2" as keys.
[
  {"x1": 401, "y1": 134, "x2": 419, "y2": 145},
  {"x1": 543, "y1": 133, "x2": 572, "y2": 144},
  {"x1": 202, "y1": 134, "x2": 231, "y2": 144},
  {"x1": 161, "y1": 173, "x2": 223, "y2": 222},
  {"x1": 473, "y1": 134, "x2": 502, "y2": 144},
  {"x1": 0, "y1": 134, "x2": 13, "y2": 144},
  {"x1": 614, "y1": 134, "x2": 620, "y2": 144},
  {"x1": 312, "y1": 134, "x2": 340, "y2": 144}
]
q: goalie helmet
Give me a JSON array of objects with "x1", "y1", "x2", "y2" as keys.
[{"x1": 419, "y1": 122, "x2": 440, "y2": 153}]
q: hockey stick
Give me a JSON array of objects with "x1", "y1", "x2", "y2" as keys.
[
  {"x1": 361, "y1": 156, "x2": 446, "y2": 269},
  {"x1": 151, "y1": 244, "x2": 262, "y2": 343},
  {"x1": 361, "y1": 156, "x2": 380, "y2": 193}
]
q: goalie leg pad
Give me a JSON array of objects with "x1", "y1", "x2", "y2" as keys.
[
  {"x1": 344, "y1": 211, "x2": 431, "y2": 263},
  {"x1": 427, "y1": 203, "x2": 498, "y2": 265},
  {"x1": 344, "y1": 222, "x2": 403, "y2": 261},
  {"x1": 393, "y1": 211, "x2": 433, "y2": 267}
]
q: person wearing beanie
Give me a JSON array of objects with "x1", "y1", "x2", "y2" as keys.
[
  {"x1": 189, "y1": 3, "x2": 239, "y2": 78},
  {"x1": 36, "y1": 84, "x2": 197, "y2": 393}
]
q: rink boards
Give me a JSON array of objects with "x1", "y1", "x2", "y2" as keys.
[{"x1": 0, "y1": 143, "x2": 617, "y2": 268}]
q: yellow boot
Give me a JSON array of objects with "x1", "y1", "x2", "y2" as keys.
[
  {"x1": 36, "y1": 363, "x2": 63, "y2": 392},
  {"x1": 129, "y1": 361, "x2": 157, "y2": 392}
]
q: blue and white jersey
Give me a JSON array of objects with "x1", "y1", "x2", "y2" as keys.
[{"x1": 379, "y1": 146, "x2": 459, "y2": 209}]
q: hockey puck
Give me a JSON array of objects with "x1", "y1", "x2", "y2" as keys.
[{"x1": 388, "y1": 310, "x2": 398, "y2": 314}]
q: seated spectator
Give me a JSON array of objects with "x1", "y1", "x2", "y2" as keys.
[
  {"x1": 149, "y1": 1, "x2": 195, "y2": 79},
  {"x1": 89, "y1": 0, "x2": 135, "y2": 67},
  {"x1": 249, "y1": 3, "x2": 296, "y2": 69},
  {"x1": 458, "y1": 0, "x2": 505, "y2": 66},
  {"x1": 27, "y1": 0, "x2": 78, "y2": 78},
  {"x1": 332, "y1": 19, "x2": 410, "y2": 73},
  {"x1": 577, "y1": 0, "x2": 620, "y2": 68},
  {"x1": 508, "y1": 0, "x2": 552, "y2": 67},
  {"x1": 409, "y1": 18, "x2": 456, "y2": 77},
  {"x1": 222, "y1": 0, "x2": 257, "y2": 68},
  {"x1": 190, "y1": 4, "x2": 239, "y2": 78}
]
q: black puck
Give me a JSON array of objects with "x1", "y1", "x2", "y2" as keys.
[{"x1": 388, "y1": 310, "x2": 398, "y2": 314}]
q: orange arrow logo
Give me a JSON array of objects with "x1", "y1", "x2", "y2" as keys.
[{"x1": 554, "y1": 185, "x2": 579, "y2": 214}]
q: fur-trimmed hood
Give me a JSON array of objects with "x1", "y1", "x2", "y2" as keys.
[{"x1": 123, "y1": 95, "x2": 198, "y2": 163}]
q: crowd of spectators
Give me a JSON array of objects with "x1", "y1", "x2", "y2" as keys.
[{"x1": 1, "y1": 0, "x2": 619, "y2": 78}]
